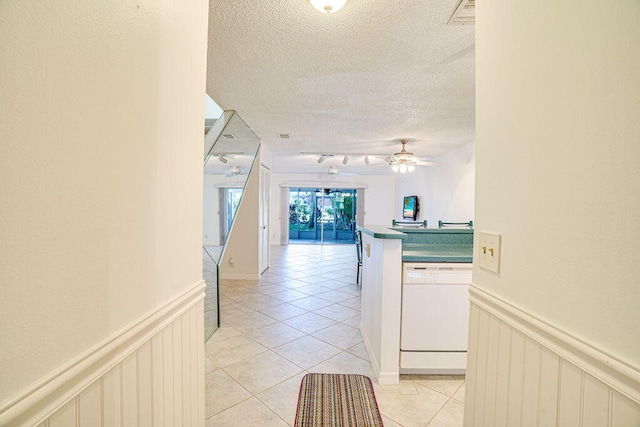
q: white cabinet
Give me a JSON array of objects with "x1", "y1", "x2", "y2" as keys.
[{"x1": 400, "y1": 263, "x2": 471, "y2": 373}]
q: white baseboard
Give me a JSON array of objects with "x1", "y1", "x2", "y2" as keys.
[
  {"x1": 378, "y1": 372, "x2": 401, "y2": 386},
  {"x1": 360, "y1": 323, "x2": 400, "y2": 386},
  {"x1": 0, "y1": 281, "x2": 206, "y2": 427},
  {"x1": 465, "y1": 285, "x2": 640, "y2": 426},
  {"x1": 360, "y1": 324, "x2": 382, "y2": 384}
]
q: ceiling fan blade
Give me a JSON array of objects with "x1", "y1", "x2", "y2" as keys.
[{"x1": 415, "y1": 160, "x2": 441, "y2": 167}]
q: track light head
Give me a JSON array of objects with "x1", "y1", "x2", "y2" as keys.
[
  {"x1": 364, "y1": 155, "x2": 370, "y2": 165},
  {"x1": 317, "y1": 155, "x2": 326, "y2": 164},
  {"x1": 218, "y1": 155, "x2": 228, "y2": 164},
  {"x1": 343, "y1": 155, "x2": 349, "y2": 165}
]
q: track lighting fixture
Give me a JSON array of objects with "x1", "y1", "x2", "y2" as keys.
[
  {"x1": 301, "y1": 148, "x2": 427, "y2": 174},
  {"x1": 217, "y1": 154, "x2": 228, "y2": 164}
]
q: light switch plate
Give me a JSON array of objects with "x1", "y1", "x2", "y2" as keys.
[{"x1": 478, "y1": 231, "x2": 501, "y2": 273}]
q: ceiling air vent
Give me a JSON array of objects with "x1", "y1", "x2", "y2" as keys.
[
  {"x1": 278, "y1": 133, "x2": 291, "y2": 139},
  {"x1": 448, "y1": 0, "x2": 475, "y2": 25},
  {"x1": 222, "y1": 134, "x2": 238, "y2": 139}
]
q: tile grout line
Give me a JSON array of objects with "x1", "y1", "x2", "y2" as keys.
[{"x1": 206, "y1": 245, "x2": 464, "y2": 426}]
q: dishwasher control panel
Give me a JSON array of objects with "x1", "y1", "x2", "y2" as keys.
[{"x1": 403, "y1": 263, "x2": 472, "y2": 284}]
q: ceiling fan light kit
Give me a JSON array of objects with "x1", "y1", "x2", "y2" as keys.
[
  {"x1": 225, "y1": 166, "x2": 242, "y2": 177},
  {"x1": 309, "y1": 0, "x2": 346, "y2": 13}
]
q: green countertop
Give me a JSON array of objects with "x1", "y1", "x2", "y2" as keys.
[
  {"x1": 356, "y1": 225, "x2": 406, "y2": 239},
  {"x1": 357, "y1": 225, "x2": 473, "y2": 263},
  {"x1": 402, "y1": 243, "x2": 473, "y2": 263}
]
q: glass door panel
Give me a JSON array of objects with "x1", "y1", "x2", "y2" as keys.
[
  {"x1": 333, "y1": 189, "x2": 356, "y2": 242},
  {"x1": 289, "y1": 189, "x2": 315, "y2": 242},
  {"x1": 289, "y1": 187, "x2": 356, "y2": 244}
]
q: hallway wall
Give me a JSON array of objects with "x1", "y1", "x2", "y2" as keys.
[
  {"x1": 0, "y1": 1, "x2": 208, "y2": 424},
  {"x1": 468, "y1": 0, "x2": 640, "y2": 424}
]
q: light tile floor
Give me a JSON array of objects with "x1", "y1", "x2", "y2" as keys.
[{"x1": 205, "y1": 244, "x2": 465, "y2": 426}]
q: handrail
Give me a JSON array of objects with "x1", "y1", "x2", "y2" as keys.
[
  {"x1": 392, "y1": 219, "x2": 427, "y2": 227},
  {"x1": 438, "y1": 220, "x2": 473, "y2": 228}
]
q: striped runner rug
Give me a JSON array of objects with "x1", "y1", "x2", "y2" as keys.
[{"x1": 294, "y1": 373, "x2": 383, "y2": 426}]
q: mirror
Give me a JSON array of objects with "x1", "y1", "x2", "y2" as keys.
[{"x1": 203, "y1": 110, "x2": 261, "y2": 340}]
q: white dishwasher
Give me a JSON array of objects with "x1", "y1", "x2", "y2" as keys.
[{"x1": 400, "y1": 262, "x2": 471, "y2": 373}]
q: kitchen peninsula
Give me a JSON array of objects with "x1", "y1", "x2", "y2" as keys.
[{"x1": 357, "y1": 224, "x2": 473, "y2": 385}]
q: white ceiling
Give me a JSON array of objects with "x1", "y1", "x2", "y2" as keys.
[{"x1": 206, "y1": 0, "x2": 475, "y2": 175}]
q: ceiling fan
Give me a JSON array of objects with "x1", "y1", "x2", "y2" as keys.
[
  {"x1": 370, "y1": 139, "x2": 440, "y2": 173},
  {"x1": 224, "y1": 165, "x2": 244, "y2": 177}
]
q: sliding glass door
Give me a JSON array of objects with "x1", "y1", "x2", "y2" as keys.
[{"x1": 289, "y1": 188, "x2": 356, "y2": 244}]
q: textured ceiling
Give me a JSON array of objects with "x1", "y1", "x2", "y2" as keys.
[{"x1": 207, "y1": 0, "x2": 475, "y2": 175}]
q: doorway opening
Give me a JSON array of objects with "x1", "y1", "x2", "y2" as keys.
[
  {"x1": 288, "y1": 187, "x2": 357, "y2": 244},
  {"x1": 219, "y1": 188, "x2": 243, "y2": 246}
]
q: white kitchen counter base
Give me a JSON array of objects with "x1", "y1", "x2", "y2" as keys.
[
  {"x1": 358, "y1": 227, "x2": 403, "y2": 385},
  {"x1": 357, "y1": 225, "x2": 472, "y2": 385}
]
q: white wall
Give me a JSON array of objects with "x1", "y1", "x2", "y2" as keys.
[
  {"x1": 205, "y1": 94, "x2": 223, "y2": 119},
  {"x1": 466, "y1": 0, "x2": 640, "y2": 423},
  {"x1": 220, "y1": 153, "x2": 261, "y2": 278},
  {"x1": 260, "y1": 142, "x2": 273, "y2": 168},
  {"x1": 395, "y1": 142, "x2": 475, "y2": 225},
  {"x1": 475, "y1": 0, "x2": 640, "y2": 366},
  {"x1": 0, "y1": 0, "x2": 208, "y2": 422},
  {"x1": 270, "y1": 173, "x2": 396, "y2": 243}
]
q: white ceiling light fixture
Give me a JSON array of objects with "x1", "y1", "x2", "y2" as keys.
[
  {"x1": 225, "y1": 165, "x2": 242, "y2": 177},
  {"x1": 317, "y1": 155, "x2": 326, "y2": 164},
  {"x1": 389, "y1": 140, "x2": 420, "y2": 175},
  {"x1": 310, "y1": 0, "x2": 347, "y2": 14}
]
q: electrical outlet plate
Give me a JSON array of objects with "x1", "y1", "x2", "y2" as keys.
[{"x1": 478, "y1": 231, "x2": 501, "y2": 273}]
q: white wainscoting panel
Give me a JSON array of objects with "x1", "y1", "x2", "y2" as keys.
[
  {"x1": 465, "y1": 285, "x2": 640, "y2": 427},
  {"x1": 0, "y1": 282, "x2": 205, "y2": 427}
]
